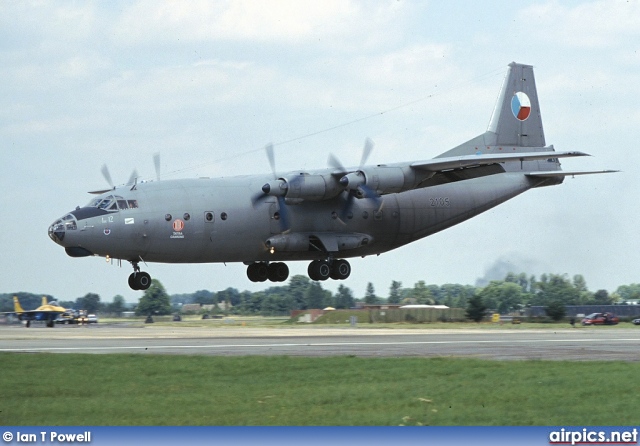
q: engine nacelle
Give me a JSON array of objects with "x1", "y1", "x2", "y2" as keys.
[
  {"x1": 280, "y1": 173, "x2": 343, "y2": 201},
  {"x1": 341, "y1": 166, "x2": 422, "y2": 195}
]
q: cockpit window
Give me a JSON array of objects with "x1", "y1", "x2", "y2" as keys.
[
  {"x1": 97, "y1": 197, "x2": 114, "y2": 210},
  {"x1": 85, "y1": 195, "x2": 137, "y2": 212}
]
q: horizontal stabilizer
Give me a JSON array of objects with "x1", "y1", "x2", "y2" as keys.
[
  {"x1": 412, "y1": 151, "x2": 589, "y2": 172},
  {"x1": 526, "y1": 170, "x2": 619, "y2": 178}
]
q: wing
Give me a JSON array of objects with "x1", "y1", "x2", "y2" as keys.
[
  {"x1": 410, "y1": 151, "x2": 589, "y2": 172},
  {"x1": 8, "y1": 310, "x2": 65, "y2": 320}
]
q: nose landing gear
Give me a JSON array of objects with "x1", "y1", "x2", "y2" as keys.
[{"x1": 128, "y1": 261, "x2": 152, "y2": 290}]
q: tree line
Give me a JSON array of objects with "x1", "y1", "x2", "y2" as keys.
[{"x1": 3, "y1": 273, "x2": 639, "y2": 317}]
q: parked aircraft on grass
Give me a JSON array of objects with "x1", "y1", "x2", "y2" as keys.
[{"x1": 48, "y1": 62, "x2": 615, "y2": 291}]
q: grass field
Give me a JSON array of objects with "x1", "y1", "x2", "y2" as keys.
[{"x1": 1, "y1": 353, "x2": 638, "y2": 426}]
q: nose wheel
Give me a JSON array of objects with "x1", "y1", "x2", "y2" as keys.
[{"x1": 128, "y1": 261, "x2": 152, "y2": 290}]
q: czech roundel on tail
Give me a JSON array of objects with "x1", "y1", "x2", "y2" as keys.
[{"x1": 47, "y1": 62, "x2": 617, "y2": 290}]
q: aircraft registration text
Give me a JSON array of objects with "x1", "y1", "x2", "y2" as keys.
[{"x1": 429, "y1": 197, "x2": 450, "y2": 207}]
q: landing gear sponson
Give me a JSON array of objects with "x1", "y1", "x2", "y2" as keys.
[{"x1": 246, "y1": 259, "x2": 351, "y2": 283}]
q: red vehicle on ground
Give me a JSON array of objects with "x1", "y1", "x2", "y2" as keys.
[{"x1": 581, "y1": 312, "x2": 619, "y2": 326}]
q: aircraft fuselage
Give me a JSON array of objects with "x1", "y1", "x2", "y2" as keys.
[{"x1": 50, "y1": 170, "x2": 541, "y2": 264}]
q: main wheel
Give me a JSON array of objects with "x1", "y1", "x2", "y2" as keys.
[
  {"x1": 308, "y1": 260, "x2": 331, "y2": 281},
  {"x1": 268, "y1": 262, "x2": 289, "y2": 282},
  {"x1": 135, "y1": 272, "x2": 152, "y2": 290},
  {"x1": 247, "y1": 262, "x2": 269, "y2": 282},
  {"x1": 128, "y1": 273, "x2": 140, "y2": 290},
  {"x1": 330, "y1": 259, "x2": 351, "y2": 280}
]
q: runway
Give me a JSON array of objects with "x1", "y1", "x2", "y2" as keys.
[{"x1": 1, "y1": 324, "x2": 639, "y2": 360}]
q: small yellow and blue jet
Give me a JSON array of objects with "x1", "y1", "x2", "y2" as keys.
[{"x1": 11, "y1": 296, "x2": 66, "y2": 328}]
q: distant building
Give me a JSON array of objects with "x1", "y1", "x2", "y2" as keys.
[
  {"x1": 355, "y1": 303, "x2": 403, "y2": 310},
  {"x1": 181, "y1": 304, "x2": 202, "y2": 314},
  {"x1": 400, "y1": 305, "x2": 450, "y2": 309}
]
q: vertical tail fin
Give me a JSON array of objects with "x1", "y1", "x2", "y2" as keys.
[
  {"x1": 41, "y1": 296, "x2": 48, "y2": 306},
  {"x1": 488, "y1": 62, "x2": 545, "y2": 147},
  {"x1": 13, "y1": 296, "x2": 25, "y2": 314},
  {"x1": 437, "y1": 62, "x2": 547, "y2": 158}
]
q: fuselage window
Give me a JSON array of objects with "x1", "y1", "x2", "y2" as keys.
[
  {"x1": 117, "y1": 200, "x2": 129, "y2": 210},
  {"x1": 128, "y1": 200, "x2": 138, "y2": 209}
]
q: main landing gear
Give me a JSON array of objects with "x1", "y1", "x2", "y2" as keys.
[
  {"x1": 246, "y1": 259, "x2": 351, "y2": 283},
  {"x1": 128, "y1": 261, "x2": 152, "y2": 291},
  {"x1": 246, "y1": 262, "x2": 289, "y2": 283},
  {"x1": 308, "y1": 259, "x2": 350, "y2": 281}
]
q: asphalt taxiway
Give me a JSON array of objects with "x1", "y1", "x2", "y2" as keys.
[{"x1": 1, "y1": 324, "x2": 639, "y2": 360}]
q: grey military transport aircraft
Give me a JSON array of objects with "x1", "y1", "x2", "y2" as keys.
[{"x1": 48, "y1": 63, "x2": 614, "y2": 291}]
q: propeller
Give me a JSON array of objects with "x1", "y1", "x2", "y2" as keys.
[
  {"x1": 251, "y1": 143, "x2": 291, "y2": 233},
  {"x1": 153, "y1": 153, "x2": 161, "y2": 181},
  {"x1": 265, "y1": 143, "x2": 276, "y2": 178},
  {"x1": 127, "y1": 169, "x2": 139, "y2": 187},
  {"x1": 329, "y1": 138, "x2": 382, "y2": 221},
  {"x1": 101, "y1": 164, "x2": 114, "y2": 189},
  {"x1": 100, "y1": 164, "x2": 138, "y2": 188},
  {"x1": 90, "y1": 158, "x2": 149, "y2": 194},
  {"x1": 359, "y1": 137, "x2": 374, "y2": 168}
]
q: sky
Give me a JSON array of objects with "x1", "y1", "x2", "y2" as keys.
[{"x1": 1, "y1": 0, "x2": 638, "y2": 303}]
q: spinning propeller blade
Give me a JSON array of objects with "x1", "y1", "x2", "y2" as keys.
[
  {"x1": 153, "y1": 153, "x2": 161, "y2": 181},
  {"x1": 251, "y1": 143, "x2": 292, "y2": 232},
  {"x1": 101, "y1": 164, "x2": 114, "y2": 189},
  {"x1": 359, "y1": 137, "x2": 374, "y2": 169},
  {"x1": 127, "y1": 169, "x2": 139, "y2": 186},
  {"x1": 329, "y1": 138, "x2": 382, "y2": 221}
]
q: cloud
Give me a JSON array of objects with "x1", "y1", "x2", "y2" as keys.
[
  {"x1": 112, "y1": 0, "x2": 361, "y2": 44},
  {"x1": 520, "y1": 1, "x2": 640, "y2": 49}
]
